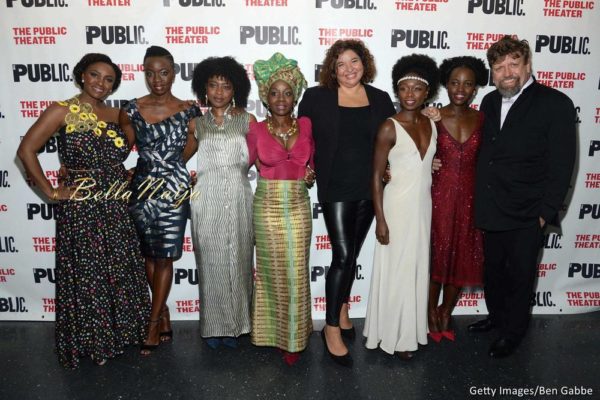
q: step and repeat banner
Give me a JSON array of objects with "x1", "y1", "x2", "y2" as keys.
[{"x1": 0, "y1": 0, "x2": 598, "y2": 321}]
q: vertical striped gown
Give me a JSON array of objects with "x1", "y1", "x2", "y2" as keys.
[
  {"x1": 190, "y1": 111, "x2": 254, "y2": 338},
  {"x1": 247, "y1": 118, "x2": 314, "y2": 353}
]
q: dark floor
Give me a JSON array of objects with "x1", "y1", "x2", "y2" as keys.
[{"x1": 1, "y1": 314, "x2": 598, "y2": 400}]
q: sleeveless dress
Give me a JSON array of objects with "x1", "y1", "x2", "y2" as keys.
[
  {"x1": 126, "y1": 99, "x2": 201, "y2": 259},
  {"x1": 190, "y1": 111, "x2": 254, "y2": 338},
  {"x1": 431, "y1": 116, "x2": 484, "y2": 286},
  {"x1": 55, "y1": 100, "x2": 150, "y2": 368},
  {"x1": 364, "y1": 118, "x2": 437, "y2": 354}
]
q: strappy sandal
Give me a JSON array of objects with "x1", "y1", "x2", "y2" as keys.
[
  {"x1": 159, "y1": 307, "x2": 173, "y2": 342},
  {"x1": 140, "y1": 319, "x2": 160, "y2": 356}
]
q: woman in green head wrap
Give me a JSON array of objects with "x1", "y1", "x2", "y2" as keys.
[{"x1": 247, "y1": 53, "x2": 315, "y2": 366}]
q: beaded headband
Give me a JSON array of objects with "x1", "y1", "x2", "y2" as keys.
[{"x1": 397, "y1": 75, "x2": 429, "y2": 86}]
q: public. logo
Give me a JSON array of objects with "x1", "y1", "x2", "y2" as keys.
[
  {"x1": 6, "y1": 0, "x2": 68, "y2": 7},
  {"x1": 467, "y1": 0, "x2": 524, "y2": 15},
  {"x1": 163, "y1": 0, "x2": 224, "y2": 6},
  {"x1": 86, "y1": 25, "x2": 148, "y2": 45},
  {"x1": 33, "y1": 267, "x2": 55, "y2": 283},
  {"x1": 240, "y1": 26, "x2": 301, "y2": 45},
  {"x1": 315, "y1": 0, "x2": 376, "y2": 9},
  {"x1": 391, "y1": 30, "x2": 449, "y2": 49},
  {"x1": 568, "y1": 263, "x2": 600, "y2": 279},
  {"x1": 535, "y1": 35, "x2": 590, "y2": 54},
  {"x1": 27, "y1": 203, "x2": 57, "y2": 220},
  {"x1": 0, "y1": 237, "x2": 18, "y2": 253},
  {"x1": 578, "y1": 204, "x2": 600, "y2": 219},
  {"x1": 174, "y1": 268, "x2": 198, "y2": 285},
  {"x1": 13, "y1": 63, "x2": 71, "y2": 83}
]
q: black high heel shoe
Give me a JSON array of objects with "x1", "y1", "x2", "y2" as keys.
[
  {"x1": 140, "y1": 319, "x2": 160, "y2": 356},
  {"x1": 321, "y1": 328, "x2": 353, "y2": 367},
  {"x1": 340, "y1": 326, "x2": 356, "y2": 340},
  {"x1": 159, "y1": 307, "x2": 173, "y2": 342}
]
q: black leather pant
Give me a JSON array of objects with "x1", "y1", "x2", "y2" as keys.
[{"x1": 322, "y1": 200, "x2": 374, "y2": 326}]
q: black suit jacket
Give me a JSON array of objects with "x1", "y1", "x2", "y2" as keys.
[
  {"x1": 475, "y1": 79, "x2": 576, "y2": 231},
  {"x1": 298, "y1": 84, "x2": 396, "y2": 202}
]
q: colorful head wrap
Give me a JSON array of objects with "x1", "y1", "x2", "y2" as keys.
[{"x1": 253, "y1": 52, "x2": 307, "y2": 105}]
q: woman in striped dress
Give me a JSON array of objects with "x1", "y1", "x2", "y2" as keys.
[
  {"x1": 248, "y1": 53, "x2": 314, "y2": 365},
  {"x1": 190, "y1": 57, "x2": 256, "y2": 349}
]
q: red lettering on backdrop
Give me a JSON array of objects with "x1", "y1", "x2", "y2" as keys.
[
  {"x1": 87, "y1": 0, "x2": 132, "y2": 6},
  {"x1": 465, "y1": 33, "x2": 518, "y2": 51},
  {"x1": 32, "y1": 237, "x2": 56, "y2": 253},
  {"x1": 165, "y1": 26, "x2": 220, "y2": 45},
  {"x1": 42, "y1": 298, "x2": 56, "y2": 313},
  {"x1": 566, "y1": 291, "x2": 600, "y2": 306},
  {"x1": 574, "y1": 233, "x2": 600, "y2": 248},
  {"x1": 395, "y1": 0, "x2": 448, "y2": 12},
  {"x1": 12, "y1": 26, "x2": 66, "y2": 45},
  {"x1": 543, "y1": 0, "x2": 595, "y2": 18},
  {"x1": 245, "y1": 0, "x2": 288, "y2": 6},
  {"x1": 317, "y1": 27, "x2": 374, "y2": 46},
  {"x1": 175, "y1": 299, "x2": 200, "y2": 313},
  {"x1": 537, "y1": 70, "x2": 585, "y2": 89},
  {"x1": 19, "y1": 100, "x2": 56, "y2": 118}
]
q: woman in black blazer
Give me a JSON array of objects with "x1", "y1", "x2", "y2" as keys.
[{"x1": 298, "y1": 40, "x2": 395, "y2": 367}]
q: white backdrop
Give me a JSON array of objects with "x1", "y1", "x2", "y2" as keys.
[{"x1": 1, "y1": 0, "x2": 599, "y2": 321}]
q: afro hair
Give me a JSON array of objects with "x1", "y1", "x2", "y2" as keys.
[
  {"x1": 391, "y1": 53, "x2": 440, "y2": 101},
  {"x1": 191, "y1": 56, "x2": 251, "y2": 108}
]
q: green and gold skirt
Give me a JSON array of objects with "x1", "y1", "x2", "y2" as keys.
[{"x1": 251, "y1": 179, "x2": 313, "y2": 352}]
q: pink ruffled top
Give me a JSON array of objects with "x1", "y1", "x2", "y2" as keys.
[{"x1": 247, "y1": 116, "x2": 314, "y2": 180}]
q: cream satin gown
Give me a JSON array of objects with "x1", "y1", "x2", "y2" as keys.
[{"x1": 364, "y1": 118, "x2": 437, "y2": 354}]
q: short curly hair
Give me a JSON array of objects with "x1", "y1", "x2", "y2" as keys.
[
  {"x1": 319, "y1": 39, "x2": 376, "y2": 89},
  {"x1": 391, "y1": 54, "x2": 439, "y2": 101},
  {"x1": 191, "y1": 57, "x2": 251, "y2": 108},
  {"x1": 487, "y1": 35, "x2": 531, "y2": 67},
  {"x1": 73, "y1": 53, "x2": 122, "y2": 91},
  {"x1": 439, "y1": 56, "x2": 488, "y2": 87}
]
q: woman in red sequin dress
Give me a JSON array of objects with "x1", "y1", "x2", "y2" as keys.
[{"x1": 429, "y1": 56, "x2": 488, "y2": 342}]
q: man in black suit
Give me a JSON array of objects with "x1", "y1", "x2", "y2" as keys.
[{"x1": 470, "y1": 36, "x2": 576, "y2": 358}]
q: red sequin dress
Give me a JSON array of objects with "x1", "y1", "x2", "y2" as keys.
[{"x1": 430, "y1": 115, "x2": 484, "y2": 286}]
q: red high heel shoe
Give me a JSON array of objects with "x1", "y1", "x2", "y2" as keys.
[
  {"x1": 277, "y1": 348, "x2": 301, "y2": 366},
  {"x1": 441, "y1": 330, "x2": 456, "y2": 341},
  {"x1": 438, "y1": 306, "x2": 456, "y2": 342},
  {"x1": 428, "y1": 307, "x2": 442, "y2": 343},
  {"x1": 428, "y1": 331, "x2": 443, "y2": 343}
]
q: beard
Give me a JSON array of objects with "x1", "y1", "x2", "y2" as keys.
[
  {"x1": 495, "y1": 76, "x2": 525, "y2": 98},
  {"x1": 497, "y1": 79, "x2": 522, "y2": 98}
]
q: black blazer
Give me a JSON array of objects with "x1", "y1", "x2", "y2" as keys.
[
  {"x1": 298, "y1": 84, "x2": 396, "y2": 202},
  {"x1": 475, "y1": 79, "x2": 576, "y2": 231}
]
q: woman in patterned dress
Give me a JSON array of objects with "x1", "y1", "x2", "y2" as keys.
[
  {"x1": 120, "y1": 46, "x2": 200, "y2": 354},
  {"x1": 189, "y1": 57, "x2": 256, "y2": 349},
  {"x1": 17, "y1": 53, "x2": 150, "y2": 368},
  {"x1": 248, "y1": 53, "x2": 314, "y2": 366}
]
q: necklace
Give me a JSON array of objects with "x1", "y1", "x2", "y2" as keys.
[
  {"x1": 267, "y1": 116, "x2": 298, "y2": 147},
  {"x1": 209, "y1": 103, "x2": 232, "y2": 130},
  {"x1": 58, "y1": 96, "x2": 124, "y2": 148}
]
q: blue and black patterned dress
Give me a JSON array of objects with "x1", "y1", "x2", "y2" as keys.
[{"x1": 126, "y1": 99, "x2": 201, "y2": 259}]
